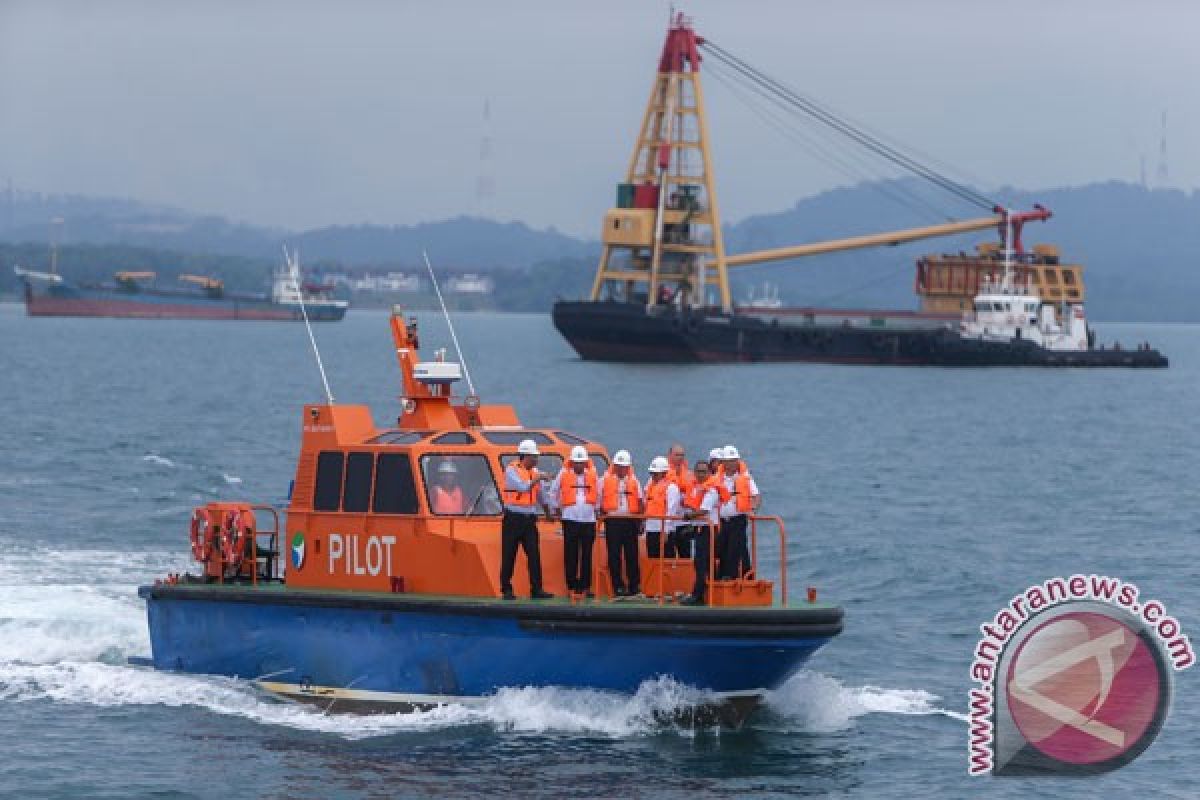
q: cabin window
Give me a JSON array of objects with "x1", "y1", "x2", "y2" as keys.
[
  {"x1": 373, "y1": 453, "x2": 419, "y2": 514},
  {"x1": 313, "y1": 451, "x2": 345, "y2": 512},
  {"x1": 590, "y1": 454, "x2": 609, "y2": 474},
  {"x1": 1062, "y1": 271, "x2": 1076, "y2": 285},
  {"x1": 1043, "y1": 268, "x2": 1059, "y2": 284},
  {"x1": 369, "y1": 431, "x2": 430, "y2": 445},
  {"x1": 432, "y1": 432, "x2": 476, "y2": 445},
  {"x1": 420, "y1": 454, "x2": 501, "y2": 516},
  {"x1": 554, "y1": 431, "x2": 588, "y2": 446},
  {"x1": 483, "y1": 431, "x2": 554, "y2": 446},
  {"x1": 501, "y1": 453, "x2": 565, "y2": 477},
  {"x1": 342, "y1": 452, "x2": 374, "y2": 513}
]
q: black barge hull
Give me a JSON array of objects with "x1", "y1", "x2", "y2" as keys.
[{"x1": 552, "y1": 302, "x2": 1168, "y2": 368}]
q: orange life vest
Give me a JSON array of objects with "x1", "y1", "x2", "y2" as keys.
[
  {"x1": 725, "y1": 466, "x2": 755, "y2": 513},
  {"x1": 557, "y1": 464, "x2": 598, "y2": 506},
  {"x1": 704, "y1": 474, "x2": 731, "y2": 504},
  {"x1": 668, "y1": 462, "x2": 694, "y2": 492},
  {"x1": 503, "y1": 463, "x2": 540, "y2": 507},
  {"x1": 600, "y1": 471, "x2": 642, "y2": 513},
  {"x1": 683, "y1": 481, "x2": 711, "y2": 511},
  {"x1": 432, "y1": 485, "x2": 464, "y2": 514},
  {"x1": 644, "y1": 477, "x2": 675, "y2": 518}
]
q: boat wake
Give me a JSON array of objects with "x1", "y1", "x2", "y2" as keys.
[{"x1": 0, "y1": 545, "x2": 961, "y2": 739}]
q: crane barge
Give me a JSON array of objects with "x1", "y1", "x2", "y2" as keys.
[{"x1": 551, "y1": 14, "x2": 1167, "y2": 367}]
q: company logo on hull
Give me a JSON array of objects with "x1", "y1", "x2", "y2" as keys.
[{"x1": 291, "y1": 532, "x2": 305, "y2": 569}]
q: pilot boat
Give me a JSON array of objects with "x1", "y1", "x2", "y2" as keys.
[{"x1": 136, "y1": 309, "x2": 843, "y2": 724}]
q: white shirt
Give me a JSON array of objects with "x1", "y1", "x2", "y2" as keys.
[
  {"x1": 551, "y1": 468, "x2": 597, "y2": 523},
  {"x1": 720, "y1": 471, "x2": 760, "y2": 519},
  {"x1": 644, "y1": 481, "x2": 682, "y2": 533},
  {"x1": 694, "y1": 486, "x2": 720, "y2": 527}
]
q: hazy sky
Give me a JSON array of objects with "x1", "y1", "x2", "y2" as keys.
[{"x1": 1, "y1": 1, "x2": 1195, "y2": 235}]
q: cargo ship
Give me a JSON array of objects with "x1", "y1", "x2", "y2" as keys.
[
  {"x1": 551, "y1": 15, "x2": 1167, "y2": 368},
  {"x1": 15, "y1": 263, "x2": 347, "y2": 321},
  {"x1": 135, "y1": 309, "x2": 842, "y2": 724}
]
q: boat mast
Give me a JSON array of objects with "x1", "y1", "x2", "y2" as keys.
[{"x1": 589, "y1": 12, "x2": 732, "y2": 312}]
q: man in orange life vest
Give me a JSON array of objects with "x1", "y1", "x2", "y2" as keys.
[
  {"x1": 431, "y1": 460, "x2": 464, "y2": 514},
  {"x1": 664, "y1": 444, "x2": 694, "y2": 558},
  {"x1": 550, "y1": 445, "x2": 599, "y2": 597},
  {"x1": 598, "y1": 449, "x2": 642, "y2": 597},
  {"x1": 718, "y1": 444, "x2": 760, "y2": 579},
  {"x1": 681, "y1": 459, "x2": 723, "y2": 605},
  {"x1": 643, "y1": 456, "x2": 683, "y2": 558},
  {"x1": 501, "y1": 438, "x2": 554, "y2": 600}
]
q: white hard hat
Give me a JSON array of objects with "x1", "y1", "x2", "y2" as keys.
[
  {"x1": 723, "y1": 445, "x2": 740, "y2": 460},
  {"x1": 708, "y1": 447, "x2": 723, "y2": 461},
  {"x1": 517, "y1": 438, "x2": 540, "y2": 456},
  {"x1": 569, "y1": 445, "x2": 589, "y2": 463},
  {"x1": 612, "y1": 449, "x2": 632, "y2": 467},
  {"x1": 648, "y1": 456, "x2": 669, "y2": 473},
  {"x1": 437, "y1": 461, "x2": 458, "y2": 474}
]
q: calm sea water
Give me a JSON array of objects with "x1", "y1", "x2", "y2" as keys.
[{"x1": 1, "y1": 303, "x2": 1196, "y2": 798}]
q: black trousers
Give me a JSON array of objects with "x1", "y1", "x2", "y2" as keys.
[
  {"x1": 692, "y1": 525, "x2": 712, "y2": 599},
  {"x1": 501, "y1": 511, "x2": 543, "y2": 595},
  {"x1": 562, "y1": 519, "x2": 596, "y2": 592},
  {"x1": 604, "y1": 517, "x2": 641, "y2": 594},
  {"x1": 719, "y1": 514, "x2": 751, "y2": 579},
  {"x1": 646, "y1": 527, "x2": 693, "y2": 558}
]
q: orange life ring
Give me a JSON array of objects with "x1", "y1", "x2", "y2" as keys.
[
  {"x1": 222, "y1": 508, "x2": 256, "y2": 567},
  {"x1": 190, "y1": 507, "x2": 212, "y2": 562}
]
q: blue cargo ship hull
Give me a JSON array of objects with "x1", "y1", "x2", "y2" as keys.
[{"x1": 140, "y1": 585, "x2": 842, "y2": 719}]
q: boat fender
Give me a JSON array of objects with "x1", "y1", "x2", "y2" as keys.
[
  {"x1": 222, "y1": 508, "x2": 256, "y2": 567},
  {"x1": 190, "y1": 507, "x2": 212, "y2": 562}
]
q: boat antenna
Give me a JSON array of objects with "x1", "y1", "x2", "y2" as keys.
[
  {"x1": 284, "y1": 246, "x2": 335, "y2": 404},
  {"x1": 422, "y1": 249, "x2": 476, "y2": 397}
]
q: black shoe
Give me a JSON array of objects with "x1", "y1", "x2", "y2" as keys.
[
  {"x1": 531, "y1": 590, "x2": 554, "y2": 600},
  {"x1": 502, "y1": 591, "x2": 516, "y2": 600},
  {"x1": 585, "y1": 591, "x2": 595, "y2": 599},
  {"x1": 613, "y1": 588, "x2": 628, "y2": 597},
  {"x1": 680, "y1": 594, "x2": 704, "y2": 606}
]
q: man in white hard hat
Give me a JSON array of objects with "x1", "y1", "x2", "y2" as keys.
[
  {"x1": 597, "y1": 449, "x2": 643, "y2": 597},
  {"x1": 551, "y1": 445, "x2": 599, "y2": 598},
  {"x1": 681, "y1": 459, "x2": 722, "y2": 605},
  {"x1": 643, "y1": 456, "x2": 683, "y2": 560},
  {"x1": 500, "y1": 438, "x2": 554, "y2": 600},
  {"x1": 431, "y1": 460, "x2": 463, "y2": 515},
  {"x1": 718, "y1": 444, "x2": 760, "y2": 579}
]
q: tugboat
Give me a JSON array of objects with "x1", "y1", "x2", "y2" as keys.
[
  {"x1": 136, "y1": 309, "x2": 842, "y2": 723},
  {"x1": 550, "y1": 14, "x2": 1167, "y2": 368}
]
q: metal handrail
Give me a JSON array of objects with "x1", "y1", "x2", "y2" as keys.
[{"x1": 748, "y1": 514, "x2": 788, "y2": 605}]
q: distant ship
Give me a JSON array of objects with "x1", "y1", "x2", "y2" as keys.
[
  {"x1": 15, "y1": 266, "x2": 348, "y2": 321},
  {"x1": 551, "y1": 15, "x2": 1167, "y2": 368}
]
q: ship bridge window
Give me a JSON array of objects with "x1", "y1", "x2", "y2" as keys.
[
  {"x1": 420, "y1": 454, "x2": 501, "y2": 516},
  {"x1": 501, "y1": 453, "x2": 564, "y2": 477},
  {"x1": 554, "y1": 432, "x2": 588, "y2": 446},
  {"x1": 342, "y1": 452, "x2": 374, "y2": 513},
  {"x1": 432, "y1": 432, "x2": 476, "y2": 445},
  {"x1": 483, "y1": 431, "x2": 554, "y2": 446},
  {"x1": 373, "y1": 453, "x2": 419, "y2": 515},
  {"x1": 369, "y1": 431, "x2": 430, "y2": 445},
  {"x1": 313, "y1": 451, "x2": 345, "y2": 512},
  {"x1": 1062, "y1": 271, "x2": 1076, "y2": 285}
]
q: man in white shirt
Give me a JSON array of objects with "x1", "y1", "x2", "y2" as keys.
[
  {"x1": 598, "y1": 449, "x2": 643, "y2": 597},
  {"x1": 551, "y1": 446, "x2": 599, "y2": 598},
  {"x1": 643, "y1": 456, "x2": 683, "y2": 559},
  {"x1": 681, "y1": 459, "x2": 721, "y2": 605},
  {"x1": 718, "y1": 444, "x2": 760, "y2": 580}
]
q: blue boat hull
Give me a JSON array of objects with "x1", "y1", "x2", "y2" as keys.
[{"x1": 140, "y1": 585, "x2": 841, "y2": 717}]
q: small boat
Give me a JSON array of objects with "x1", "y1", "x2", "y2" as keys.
[
  {"x1": 136, "y1": 308, "x2": 842, "y2": 725},
  {"x1": 15, "y1": 260, "x2": 347, "y2": 321}
]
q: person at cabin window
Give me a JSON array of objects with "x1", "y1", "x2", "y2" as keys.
[
  {"x1": 431, "y1": 460, "x2": 464, "y2": 514},
  {"x1": 717, "y1": 445, "x2": 760, "y2": 580},
  {"x1": 500, "y1": 439, "x2": 554, "y2": 601},
  {"x1": 598, "y1": 449, "x2": 643, "y2": 597},
  {"x1": 550, "y1": 446, "x2": 599, "y2": 598},
  {"x1": 681, "y1": 459, "x2": 722, "y2": 606}
]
